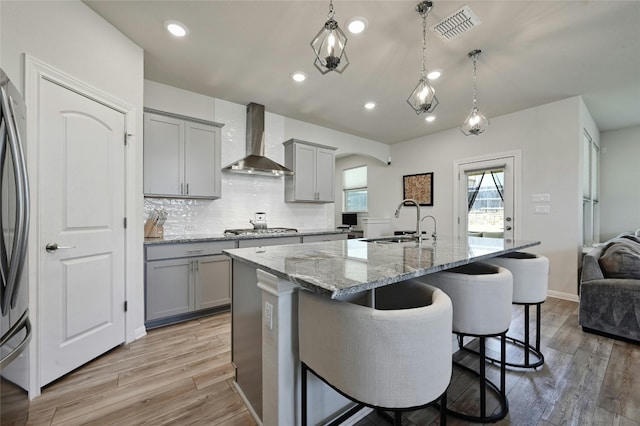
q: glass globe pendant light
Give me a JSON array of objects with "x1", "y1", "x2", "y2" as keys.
[
  {"x1": 461, "y1": 49, "x2": 490, "y2": 136},
  {"x1": 311, "y1": 0, "x2": 349, "y2": 74},
  {"x1": 407, "y1": 1, "x2": 439, "y2": 114}
]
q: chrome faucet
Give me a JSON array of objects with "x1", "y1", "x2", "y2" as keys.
[
  {"x1": 421, "y1": 215, "x2": 437, "y2": 242},
  {"x1": 394, "y1": 199, "x2": 422, "y2": 246}
]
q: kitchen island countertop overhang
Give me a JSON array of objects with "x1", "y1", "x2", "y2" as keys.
[{"x1": 223, "y1": 237, "x2": 541, "y2": 298}]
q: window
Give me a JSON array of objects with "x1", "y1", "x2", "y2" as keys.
[
  {"x1": 467, "y1": 169, "x2": 505, "y2": 236},
  {"x1": 343, "y1": 166, "x2": 367, "y2": 212},
  {"x1": 583, "y1": 131, "x2": 599, "y2": 246}
]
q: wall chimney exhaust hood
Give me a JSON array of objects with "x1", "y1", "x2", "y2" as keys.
[{"x1": 222, "y1": 102, "x2": 293, "y2": 176}]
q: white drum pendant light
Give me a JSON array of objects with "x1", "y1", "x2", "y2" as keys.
[{"x1": 461, "y1": 49, "x2": 490, "y2": 136}]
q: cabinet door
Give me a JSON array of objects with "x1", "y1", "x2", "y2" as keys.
[
  {"x1": 185, "y1": 121, "x2": 220, "y2": 198},
  {"x1": 195, "y1": 255, "x2": 231, "y2": 310},
  {"x1": 145, "y1": 258, "x2": 193, "y2": 320},
  {"x1": 293, "y1": 143, "x2": 317, "y2": 201},
  {"x1": 302, "y1": 233, "x2": 347, "y2": 243},
  {"x1": 237, "y1": 236, "x2": 301, "y2": 248},
  {"x1": 143, "y1": 113, "x2": 185, "y2": 196},
  {"x1": 315, "y1": 147, "x2": 335, "y2": 202}
]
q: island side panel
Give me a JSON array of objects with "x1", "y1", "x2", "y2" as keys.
[{"x1": 231, "y1": 260, "x2": 263, "y2": 420}]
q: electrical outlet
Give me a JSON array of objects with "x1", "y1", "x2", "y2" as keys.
[{"x1": 264, "y1": 302, "x2": 273, "y2": 329}]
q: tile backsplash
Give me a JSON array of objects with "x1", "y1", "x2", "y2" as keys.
[{"x1": 144, "y1": 174, "x2": 333, "y2": 236}]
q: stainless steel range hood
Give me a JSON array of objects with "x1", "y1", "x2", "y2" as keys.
[{"x1": 222, "y1": 102, "x2": 293, "y2": 176}]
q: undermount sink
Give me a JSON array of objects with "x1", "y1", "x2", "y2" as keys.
[{"x1": 363, "y1": 236, "x2": 418, "y2": 244}]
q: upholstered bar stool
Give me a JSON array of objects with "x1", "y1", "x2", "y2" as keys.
[
  {"x1": 486, "y1": 252, "x2": 549, "y2": 369},
  {"x1": 298, "y1": 280, "x2": 453, "y2": 426},
  {"x1": 421, "y1": 262, "x2": 513, "y2": 423}
]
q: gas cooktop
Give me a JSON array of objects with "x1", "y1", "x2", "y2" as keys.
[{"x1": 224, "y1": 227, "x2": 298, "y2": 236}]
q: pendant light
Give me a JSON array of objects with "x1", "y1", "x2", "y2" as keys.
[
  {"x1": 460, "y1": 49, "x2": 490, "y2": 136},
  {"x1": 407, "y1": 1, "x2": 439, "y2": 114},
  {"x1": 311, "y1": 0, "x2": 349, "y2": 74}
]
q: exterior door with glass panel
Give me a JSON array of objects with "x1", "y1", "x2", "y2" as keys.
[{"x1": 457, "y1": 156, "x2": 515, "y2": 241}]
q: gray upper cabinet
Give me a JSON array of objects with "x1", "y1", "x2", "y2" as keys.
[
  {"x1": 283, "y1": 139, "x2": 336, "y2": 203},
  {"x1": 144, "y1": 109, "x2": 223, "y2": 199}
]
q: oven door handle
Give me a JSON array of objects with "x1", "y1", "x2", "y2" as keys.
[{"x1": 0, "y1": 309, "x2": 32, "y2": 370}]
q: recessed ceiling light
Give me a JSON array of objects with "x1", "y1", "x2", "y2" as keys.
[
  {"x1": 364, "y1": 102, "x2": 376, "y2": 110},
  {"x1": 164, "y1": 20, "x2": 188, "y2": 37},
  {"x1": 425, "y1": 115, "x2": 436, "y2": 122},
  {"x1": 347, "y1": 17, "x2": 368, "y2": 34},
  {"x1": 427, "y1": 70, "x2": 442, "y2": 80},
  {"x1": 291, "y1": 72, "x2": 307, "y2": 82}
]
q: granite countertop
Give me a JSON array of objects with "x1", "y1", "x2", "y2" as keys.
[
  {"x1": 223, "y1": 237, "x2": 540, "y2": 298},
  {"x1": 144, "y1": 229, "x2": 346, "y2": 245}
]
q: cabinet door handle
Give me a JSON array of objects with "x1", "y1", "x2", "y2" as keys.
[
  {"x1": 186, "y1": 183, "x2": 189, "y2": 195},
  {"x1": 187, "y1": 249, "x2": 203, "y2": 253}
]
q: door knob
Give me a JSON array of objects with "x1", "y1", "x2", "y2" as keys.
[{"x1": 45, "y1": 242, "x2": 76, "y2": 252}]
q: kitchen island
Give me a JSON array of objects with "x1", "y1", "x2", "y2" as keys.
[{"x1": 224, "y1": 237, "x2": 540, "y2": 426}]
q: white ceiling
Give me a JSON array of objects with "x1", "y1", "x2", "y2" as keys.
[{"x1": 84, "y1": 0, "x2": 640, "y2": 144}]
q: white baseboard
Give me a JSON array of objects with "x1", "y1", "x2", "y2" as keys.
[
  {"x1": 233, "y1": 381, "x2": 262, "y2": 426},
  {"x1": 133, "y1": 325, "x2": 147, "y2": 341},
  {"x1": 548, "y1": 290, "x2": 579, "y2": 302}
]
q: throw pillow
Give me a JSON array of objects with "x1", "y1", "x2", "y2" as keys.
[{"x1": 599, "y1": 240, "x2": 640, "y2": 279}]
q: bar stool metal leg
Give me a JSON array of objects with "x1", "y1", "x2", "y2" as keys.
[
  {"x1": 302, "y1": 362, "x2": 308, "y2": 426},
  {"x1": 449, "y1": 332, "x2": 509, "y2": 423}
]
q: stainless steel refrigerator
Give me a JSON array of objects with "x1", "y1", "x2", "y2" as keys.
[{"x1": 1, "y1": 67, "x2": 31, "y2": 424}]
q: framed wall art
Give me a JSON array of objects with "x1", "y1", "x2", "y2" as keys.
[{"x1": 403, "y1": 172, "x2": 433, "y2": 206}]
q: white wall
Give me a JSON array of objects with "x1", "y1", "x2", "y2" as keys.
[
  {"x1": 350, "y1": 97, "x2": 587, "y2": 299},
  {"x1": 1, "y1": 0, "x2": 145, "y2": 396},
  {"x1": 284, "y1": 117, "x2": 390, "y2": 165},
  {"x1": 144, "y1": 80, "x2": 388, "y2": 235},
  {"x1": 599, "y1": 125, "x2": 640, "y2": 240}
]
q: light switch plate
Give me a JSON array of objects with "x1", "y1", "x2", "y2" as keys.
[
  {"x1": 531, "y1": 193, "x2": 551, "y2": 203},
  {"x1": 534, "y1": 205, "x2": 550, "y2": 214}
]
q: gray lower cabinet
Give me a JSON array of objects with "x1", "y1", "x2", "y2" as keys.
[
  {"x1": 301, "y1": 233, "x2": 347, "y2": 243},
  {"x1": 237, "y1": 235, "x2": 301, "y2": 248},
  {"x1": 145, "y1": 240, "x2": 235, "y2": 328},
  {"x1": 196, "y1": 255, "x2": 231, "y2": 310},
  {"x1": 146, "y1": 257, "x2": 193, "y2": 320}
]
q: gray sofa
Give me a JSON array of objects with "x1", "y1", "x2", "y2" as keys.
[{"x1": 579, "y1": 232, "x2": 640, "y2": 343}]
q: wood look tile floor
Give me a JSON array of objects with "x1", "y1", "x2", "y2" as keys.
[{"x1": 26, "y1": 298, "x2": 640, "y2": 425}]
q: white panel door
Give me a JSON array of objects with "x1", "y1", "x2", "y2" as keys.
[{"x1": 39, "y1": 79, "x2": 126, "y2": 386}]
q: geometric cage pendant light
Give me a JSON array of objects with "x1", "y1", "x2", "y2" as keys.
[
  {"x1": 460, "y1": 49, "x2": 490, "y2": 135},
  {"x1": 407, "y1": 1, "x2": 439, "y2": 114},
  {"x1": 311, "y1": 0, "x2": 349, "y2": 74}
]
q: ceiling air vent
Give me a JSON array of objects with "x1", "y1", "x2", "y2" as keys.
[{"x1": 431, "y1": 5, "x2": 481, "y2": 41}]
